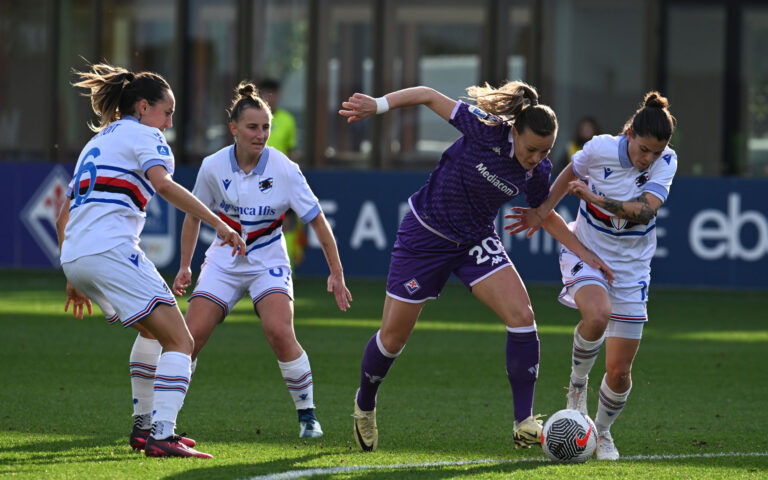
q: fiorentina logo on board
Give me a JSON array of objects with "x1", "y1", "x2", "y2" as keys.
[{"x1": 20, "y1": 165, "x2": 72, "y2": 266}]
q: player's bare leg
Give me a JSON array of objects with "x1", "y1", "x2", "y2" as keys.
[{"x1": 185, "y1": 296, "x2": 226, "y2": 360}]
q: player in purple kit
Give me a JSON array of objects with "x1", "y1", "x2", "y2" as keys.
[{"x1": 339, "y1": 82, "x2": 614, "y2": 452}]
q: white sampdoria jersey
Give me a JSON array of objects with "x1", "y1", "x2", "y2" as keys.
[
  {"x1": 570, "y1": 134, "x2": 677, "y2": 287},
  {"x1": 61, "y1": 116, "x2": 174, "y2": 264},
  {"x1": 193, "y1": 145, "x2": 320, "y2": 273}
]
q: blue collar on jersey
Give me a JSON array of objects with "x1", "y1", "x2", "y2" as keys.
[
  {"x1": 228, "y1": 144, "x2": 270, "y2": 175},
  {"x1": 121, "y1": 115, "x2": 140, "y2": 123},
  {"x1": 618, "y1": 135, "x2": 633, "y2": 168}
]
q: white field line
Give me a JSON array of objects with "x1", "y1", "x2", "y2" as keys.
[{"x1": 242, "y1": 451, "x2": 768, "y2": 480}]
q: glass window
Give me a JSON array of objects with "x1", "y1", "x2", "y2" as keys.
[
  {"x1": 249, "y1": 0, "x2": 308, "y2": 163},
  {"x1": 742, "y1": 7, "x2": 768, "y2": 177},
  {"x1": 666, "y1": 4, "x2": 725, "y2": 176},
  {"x1": 541, "y1": 0, "x2": 648, "y2": 174},
  {"x1": 56, "y1": 0, "x2": 97, "y2": 163},
  {"x1": 383, "y1": 1, "x2": 486, "y2": 168},
  {"x1": 0, "y1": 1, "x2": 54, "y2": 162},
  {"x1": 318, "y1": 0, "x2": 373, "y2": 168},
  {"x1": 498, "y1": 0, "x2": 534, "y2": 83},
  {"x1": 184, "y1": 0, "x2": 237, "y2": 161},
  {"x1": 101, "y1": 0, "x2": 178, "y2": 143}
]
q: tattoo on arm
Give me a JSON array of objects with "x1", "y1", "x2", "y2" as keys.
[{"x1": 600, "y1": 194, "x2": 656, "y2": 224}]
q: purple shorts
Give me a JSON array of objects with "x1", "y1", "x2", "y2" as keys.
[{"x1": 386, "y1": 211, "x2": 512, "y2": 303}]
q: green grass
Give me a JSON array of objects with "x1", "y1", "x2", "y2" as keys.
[{"x1": 1, "y1": 270, "x2": 767, "y2": 479}]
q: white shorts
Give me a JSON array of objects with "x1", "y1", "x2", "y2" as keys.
[
  {"x1": 190, "y1": 261, "x2": 294, "y2": 317},
  {"x1": 61, "y1": 242, "x2": 176, "y2": 328},
  {"x1": 558, "y1": 248, "x2": 648, "y2": 340}
]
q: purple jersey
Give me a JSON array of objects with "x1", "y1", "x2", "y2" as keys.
[{"x1": 408, "y1": 101, "x2": 552, "y2": 244}]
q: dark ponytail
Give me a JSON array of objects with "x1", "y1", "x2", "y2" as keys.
[{"x1": 622, "y1": 91, "x2": 676, "y2": 141}]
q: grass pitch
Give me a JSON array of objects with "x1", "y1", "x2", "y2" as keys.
[{"x1": 1, "y1": 270, "x2": 767, "y2": 479}]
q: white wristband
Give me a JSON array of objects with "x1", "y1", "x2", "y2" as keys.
[{"x1": 375, "y1": 96, "x2": 390, "y2": 114}]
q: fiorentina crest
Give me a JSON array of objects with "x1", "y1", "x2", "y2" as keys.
[
  {"x1": 404, "y1": 278, "x2": 421, "y2": 295},
  {"x1": 20, "y1": 165, "x2": 72, "y2": 266}
]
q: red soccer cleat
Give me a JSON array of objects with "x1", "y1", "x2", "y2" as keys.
[
  {"x1": 144, "y1": 435, "x2": 213, "y2": 458},
  {"x1": 130, "y1": 426, "x2": 196, "y2": 450}
]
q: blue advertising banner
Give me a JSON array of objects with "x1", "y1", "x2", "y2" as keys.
[{"x1": 4, "y1": 163, "x2": 768, "y2": 289}]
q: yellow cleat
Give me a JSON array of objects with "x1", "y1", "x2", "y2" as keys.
[
  {"x1": 352, "y1": 389, "x2": 378, "y2": 452},
  {"x1": 513, "y1": 414, "x2": 543, "y2": 449}
]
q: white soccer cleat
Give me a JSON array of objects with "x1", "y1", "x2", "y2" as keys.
[
  {"x1": 566, "y1": 379, "x2": 588, "y2": 416},
  {"x1": 513, "y1": 414, "x2": 543, "y2": 449},
  {"x1": 352, "y1": 389, "x2": 378, "y2": 452},
  {"x1": 596, "y1": 430, "x2": 620, "y2": 461}
]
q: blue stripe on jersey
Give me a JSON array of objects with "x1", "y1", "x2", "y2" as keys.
[
  {"x1": 643, "y1": 182, "x2": 668, "y2": 201},
  {"x1": 70, "y1": 197, "x2": 135, "y2": 211},
  {"x1": 97, "y1": 165, "x2": 154, "y2": 193},
  {"x1": 241, "y1": 218, "x2": 279, "y2": 226},
  {"x1": 246, "y1": 233, "x2": 283, "y2": 254},
  {"x1": 580, "y1": 208, "x2": 656, "y2": 237},
  {"x1": 300, "y1": 204, "x2": 321, "y2": 224}
]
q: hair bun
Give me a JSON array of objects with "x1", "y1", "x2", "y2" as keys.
[
  {"x1": 644, "y1": 91, "x2": 669, "y2": 109},
  {"x1": 237, "y1": 82, "x2": 256, "y2": 98}
]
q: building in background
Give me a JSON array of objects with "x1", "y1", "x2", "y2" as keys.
[{"x1": 1, "y1": 0, "x2": 767, "y2": 176}]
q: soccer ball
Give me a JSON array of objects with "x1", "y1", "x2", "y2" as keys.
[{"x1": 541, "y1": 409, "x2": 597, "y2": 463}]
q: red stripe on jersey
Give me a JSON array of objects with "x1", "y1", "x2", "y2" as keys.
[
  {"x1": 218, "y1": 211, "x2": 242, "y2": 233},
  {"x1": 586, "y1": 202, "x2": 611, "y2": 221},
  {"x1": 78, "y1": 176, "x2": 149, "y2": 210},
  {"x1": 246, "y1": 214, "x2": 286, "y2": 241}
]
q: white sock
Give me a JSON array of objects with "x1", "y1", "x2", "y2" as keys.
[
  {"x1": 595, "y1": 373, "x2": 631, "y2": 433},
  {"x1": 278, "y1": 350, "x2": 315, "y2": 410},
  {"x1": 570, "y1": 326, "x2": 604, "y2": 386},
  {"x1": 129, "y1": 334, "x2": 162, "y2": 424},
  {"x1": 150, "y1": 351, "x2": 191, "y2": 439},
  {"x1": 190, "y1": 358, "x2": 197, "y2": 376}
]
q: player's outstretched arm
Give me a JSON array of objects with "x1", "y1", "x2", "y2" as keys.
[
  {"x1": 541, "y1": 210, "x2": 614, "y2": 284},
  {"x1": 308, "y1": 211, "x2": 352, "y2": 312},
  {"x1": 339, "y1": 86, "x2": 456, "y2": 123},
  {"x1": 505, "y1": 163, "x2": 578, "y2": 238},
  {"x1": 568, "y1": 180, "x2": 662, "y2": 225},
  {"x1": 145, "y1": 165, "x2": 245, "y2": 257},
  {"x1": 173, "y1": 214, "x2": 202, "y2": 296}
]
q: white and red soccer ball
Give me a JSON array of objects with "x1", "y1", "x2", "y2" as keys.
[{"x1": 541, "y1": 409, "x2": 597, "y2": 463}]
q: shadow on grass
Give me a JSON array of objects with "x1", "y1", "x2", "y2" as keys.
[
  {"x1": 160, "y1": 451, "x2": 343, "y2": 480},
  {"x1": 0, "y1": 434, "x2": 135, "y2": 469},
  {"x1": 161, "y1": 453, "x2": 768, "y2": 480}
]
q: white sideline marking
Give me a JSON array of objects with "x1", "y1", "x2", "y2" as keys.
[{"x1": 243, "y1": 451, "x2": 768, "y2": 480}]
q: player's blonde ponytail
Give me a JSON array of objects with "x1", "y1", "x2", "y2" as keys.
[{"x1": 466, "y1": 81, "x2": 557, "y2": 136}]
